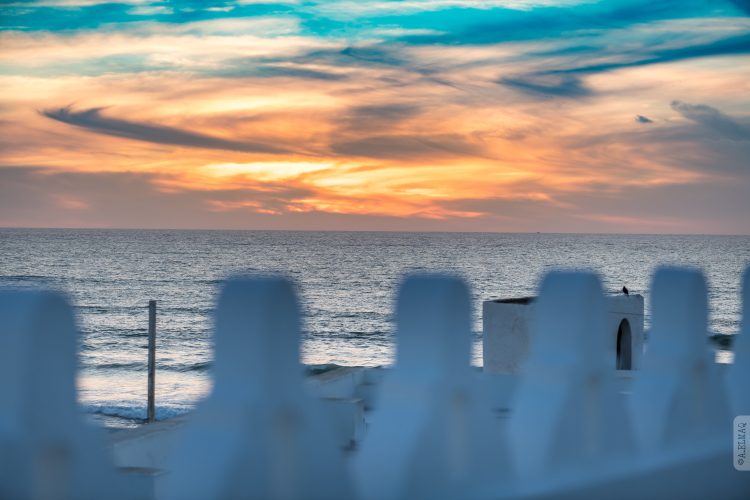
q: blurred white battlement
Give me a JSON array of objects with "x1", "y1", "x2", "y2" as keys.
[{"x1": 1, "y1": 265, "x2": 749, "y2": 499}]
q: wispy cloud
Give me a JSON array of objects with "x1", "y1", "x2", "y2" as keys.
[
  {"x1": 499, "y1": 74, "x2": 591, "y2": 98},
  {"x1": 397, "y1": 0, "x2": 731, "y2": 45},
  {"x1": 331, "y1": 134, "x2": 486, "y2": 160},
  {"x1": 730, "y1": 0, "x2": 750, "y2": 14},
  {"x1": 42, "y1": 106, "x2": 293, "y2": 154},
  {"x1": 1, "y1": 0, "x2": 749, "y2": 232},
  {"x1": 341, "y1": 104, "x2": 421, "y2": 131},
  {"x1": 671, "y1": 100, "x2": 750, "y2": 141},
  {"x1": 0, "y1": 165, "x2": 314, "y2": 221},
  {"x1": 550, "y1": 33, "x2": 750, "y2": 76}
]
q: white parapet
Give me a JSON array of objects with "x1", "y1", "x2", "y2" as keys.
[
  {"x1": 0, "y1": 290, "x2": 150, "y2": 500},
  {"x1": 483, "y1": 292, "x2": 644, "y2": 374},
  {"x1": 630, "y1": 267, "x2": 730, "y2": 454},
  {"x1": 159, "y1": 276, "x2": 354, "y2": 500},
  {"x1": 508, "y1": 272, "x2": 636, "y2": 486},
  {"x1": 3, "y1": 266, "x2": 750, "y2": 499},
  {"x1": 727, "y1": 266, "x2": 750, "y2": 415},
  {"x1": 353, "y1": 274, "x2": 512, "y2": 500}
]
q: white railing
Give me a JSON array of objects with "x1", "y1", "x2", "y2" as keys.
[{"x1": 1, "y1": 266, "x2": 749, "y2": 499}]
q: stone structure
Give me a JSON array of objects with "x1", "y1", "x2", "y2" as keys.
[{"x1": 483, "y1": 292, "x2": 644, "y2": 374}]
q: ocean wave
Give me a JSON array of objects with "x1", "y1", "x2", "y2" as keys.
[
  {"x1": 84, "y1": 360, "x2": 212, "y2": 373},
  {"x1": 82, "y1": 403, "x2": 191, "y2": 422},
  {"x1": 170, "y1": 361, "x2": 212, "y2": 372},
  {"x1": 113, "y1": 329, "x2": 148, "y2": 337},
  {"x1": 91, "y1": 361, "x2": 146, "y2": 370},
  {"x1": 194, "y1": 278, "x2": 222, "y2": 285},
  {"x1": 305, "y1": 363, "x2": 342, "y2": 376},
  {"x1": 78, "y1": 305, "x2": 211, "y2": 317},
  {"x1": 0, "y1": 274, "x2": 50, "y2": 280}
]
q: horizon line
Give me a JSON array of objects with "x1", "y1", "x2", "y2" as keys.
[{"x1": 1, "y1": 226, "x2": 748, "y2": 238}]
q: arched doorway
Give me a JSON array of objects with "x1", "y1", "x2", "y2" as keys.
[{"x1": 616, "y1": 319, "x2": 632, "y2": 370}]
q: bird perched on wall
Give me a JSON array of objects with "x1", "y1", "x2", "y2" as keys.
[{"x1": 622, "y1": 286, "x2": 629, "y2": 295}]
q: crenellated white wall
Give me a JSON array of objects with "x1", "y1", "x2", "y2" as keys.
[{"x1": 0, "y1": 266, "x2": 748, "y2": 499}]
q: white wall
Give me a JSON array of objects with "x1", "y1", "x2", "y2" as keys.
[{"x1": 483, "y1": 294, "x2": 644, "y2": 374}]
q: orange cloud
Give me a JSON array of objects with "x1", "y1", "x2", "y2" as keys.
[{"x1": 1, "y1": 9, "x2": 749, "y2": 233}]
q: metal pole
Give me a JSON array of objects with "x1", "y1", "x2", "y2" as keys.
[{"x1": 147, "y1": 300, "x2": 156, "y2": 423}]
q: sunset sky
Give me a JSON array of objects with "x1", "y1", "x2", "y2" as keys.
[{"x1": 1, "y1": 0, "x2": 749, "y2": 233}]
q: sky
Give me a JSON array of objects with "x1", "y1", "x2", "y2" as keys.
[{"x1": 1, "y1": 0, "x2": 749, "y2": 233}]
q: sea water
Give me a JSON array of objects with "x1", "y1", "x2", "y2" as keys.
[{"x1": 1, "y1": 229, "x2": 748, "y2": 426}]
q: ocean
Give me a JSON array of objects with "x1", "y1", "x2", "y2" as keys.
[{"x1": 1, "y1": 229, "x2": 748, "y2": 427}]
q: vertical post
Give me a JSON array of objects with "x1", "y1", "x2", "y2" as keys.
[{"x1": 147, "y1": 300, "x2": 156, "y2": 423}]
